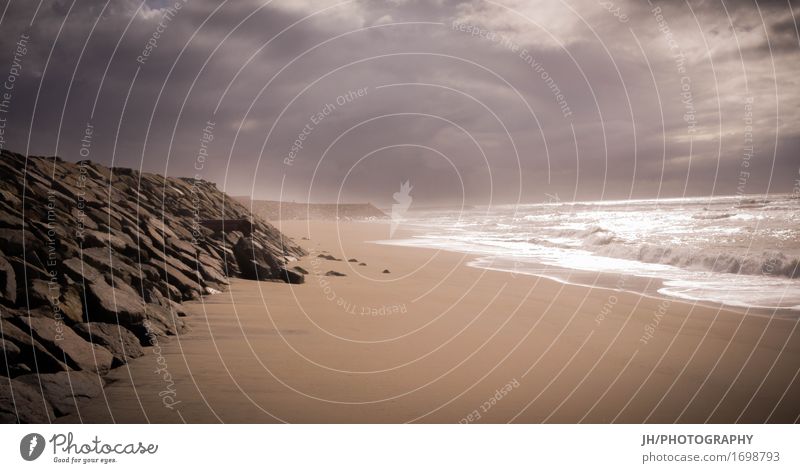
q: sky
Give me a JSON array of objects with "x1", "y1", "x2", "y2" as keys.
[{"x1": 0, "y1": 0, "x2": 798, "y2": 206}]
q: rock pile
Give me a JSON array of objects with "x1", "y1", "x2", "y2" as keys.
[{"x1": 0, "y1": 150, "x2": 305, "y2": 422}]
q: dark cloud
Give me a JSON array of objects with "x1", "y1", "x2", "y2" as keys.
[{"x1": 0, "y1": 0, "x2": 798, "y2": 205}]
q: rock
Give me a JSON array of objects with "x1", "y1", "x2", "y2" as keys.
[
  {"x1": 347, "y1": 258, "x2": 358, "y2": 262},
  {"x1": 358, "y1": 262, "x2": 366, "y2": 266},
  {"x1": 73, "y1": 322, "x2": 144, "y2": 366},
  {"x1": 61, "y1": 257, "x2": 102, "y2": 283},
  {"x1": 16, "y1": 371, "x2": 105, "y2": 417},
  {"x1": 0, "y1": 376, "x2": 54, "y2": 423},
  {"x1": 382, "y1": 269, "x2": 391, "y2": 274},
  {"x1": 325, "y1": 270, "x2": 346, "y2": 277},
  {"x1": 233, "y1": 236, "x2": 281, "y2": 280},
  {"x1": 278, "y1": 267, "x2": 305, "y2": 284},
  {"x1": 27, "y1": 279, "x2": 55, "y2": 308},
  {"x1": 1, "y1": 319, "x2": 68, "y2": 373},
  {"x1": 293, "y1": 266, "x2": 309, "y2": 275},
  {"x1": 144, "y1": 303, "x2": 186, "y2": 337},
  {"x1": 0, "y1": 228, "x2": 34, "y2": 255},
  {"x1": 81, "y1": 229, "x2": 136, "y2": 254},
  {"x1": 158, "y1": 261, "x2": 201, "y2": 300},
  {"x1": 15, "y1": 315, "x2": 114, "y2": 374},
  {"x1": 86, "y1": 276, "x2": 151, "y2": 333},
  {"x1": 1, "y1": 338, "x2": 20, "y2": 363},
  {"x1": 317, "y1": 254, "x2": 340, "y2": 261},
  {"x1": 0, "y1": 253, "x2": 16, "y2": 304},
  {"x1": 58, "y1": 278, "x2": 85, "y2": 324},
  {"x1": 79, "y1": 247, "x2": 142, "y2": 287}
]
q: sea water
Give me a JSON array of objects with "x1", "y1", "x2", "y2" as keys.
[{"x1": 374, "y1": 194, "x2": 800, "y2": 312}]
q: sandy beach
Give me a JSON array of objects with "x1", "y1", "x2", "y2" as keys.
[{"x1": 63, "y1": 220, "x2": 800, "y2": 423}]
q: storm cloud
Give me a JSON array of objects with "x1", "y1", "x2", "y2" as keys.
[{"x1": 0, "y1": 0, "x2": 798, "y2": 206}]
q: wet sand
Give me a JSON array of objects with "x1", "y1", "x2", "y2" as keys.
[{"x1": 64, "y1": 221, "x2": 800, "y2": 423}]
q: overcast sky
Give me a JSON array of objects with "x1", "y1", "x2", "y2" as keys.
[{"x1": 0, "y1": 0, "x2": 798, "y2": 206}]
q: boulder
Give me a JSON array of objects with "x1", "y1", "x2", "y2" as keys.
[
  {"x1": 80, "y1": 229, "x2": 136, "y2": 254},
  {"x1": 1, "y1": 338, "x2": 20, "y2": 363},
  {"x1": 27, "y1": 279, "x2": 55, "y2": 308},
  {"x1": 61, "y1": 257, "x2": 102, "y2": 283},
  {"x1": 145, "y1": 303, "x2": 186, "y2": 337},
  {"x1": 0, "y1": 253, "x2": 16, "y2": 304},
  {"x1": 15, "y1": 315, "x2": 114, "y2": 374},
  {"x1": 0, "y1": 319, "x2": 68, "y2": 373},
  {"x1": 86, "y1": 276, "x2": 148, "y2": 330},
  {"x1": 233, "y1": 236, "x2": 281, "y2": 280},
  {"x1": 16, "y1": 371, "x2": 105, "y2": 417},
  {"x1": 58, "y1": 277, "x2": 85, "y2": 324},
  {"x1": 278, "y1": 267, "x2": 305, "y2": 284},
  {"x1": 0, "y1": 376, "x2": 54, "y2": 423},
  {"x1": 0, "y1": 228, "x2": 34, "y2": 255},
  {"x1": 79, "y1": 247, "x2": 142, "y2": 287},
  {"x1": 73, "y1": 322, "x2": 144, "y2": 366}
]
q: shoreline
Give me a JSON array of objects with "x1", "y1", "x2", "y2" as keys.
[
  {"x1": 63, "y1": 220, "x2": 800, "y2": 423},
  {"x1": 369, "y1": 220, "x2": 800, "y2": 317}
]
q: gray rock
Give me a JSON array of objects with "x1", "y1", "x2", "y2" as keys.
[
  {"x1": 15, "y1": 315, "x2": 114, "y2": 374},
  {"x1": 233, "y1": 236, "x2": 281, "y2": 280},
  {"x1": 81, "y1": 229, "x2": 136, "y2": 254},
  {"x1": 61, "y1": 257, "x2": 102, "y2": 283},
  {"x1": 58, "y1": 277, "x2": 85, "y2": 325},
  {"x1": 16, "y1": 371, "x2": 105, "y2": 417},
  {"x1": 0, "y1": 228, "x2": 34, "y2": 255},
  {"x1": 0, "y1": 319, "x2": 68, "y2": 373},
  {"x1": 278, "y1": 267, "x2": 305, "y2": 284},
  {"x1": 0, "y1": 253, "x2": 16, "y2": 304},
  {"x1": 73, "y1": 322, "x2": 144, "y2": 366},
  {"x1": 0, "y1": 376, "x2": 54, "y2": 423},
  {"x1": 86, "y1": 276, "x2": 148, "y2": 331},
  {"x1": 1, "y1": 338, "x2": 20, "y2": 363}
]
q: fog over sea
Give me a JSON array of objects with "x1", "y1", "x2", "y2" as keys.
[{"x1": 376, "y1": 194, "x2": 800, "y2": 312}]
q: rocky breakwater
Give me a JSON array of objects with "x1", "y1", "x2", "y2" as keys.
[{"x1": 0, "y1": 150, "x2": 305, "y2": 422}]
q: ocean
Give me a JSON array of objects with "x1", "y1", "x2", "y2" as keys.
[{"x1": 374, "y1": 194, "x2": 800, "y2": 312}]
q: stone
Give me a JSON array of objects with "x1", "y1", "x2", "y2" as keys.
[
  {"x1": 59, "y1": 277, "x2": 85, "y2": 324},
  {"x1": 382, "y1": 269, "x2": 391, "y2": 274},
  {"x1": 1, "y1": 338, "x2": 20, "y2": 363},
  {"x1": 80, "y1": 229, "x2": 136, "y2": 254},
  {"x1": 0, "y1": 253, "x2": 16, "y2": 304},
  {"x1": 86, "y1": 276, "x2": 148, "y2": 330},
  {"x1": 15, "y1": 315, "x2": 114, "y2": 374},
  {"x1": 325, "y1": 270, "x2": 346, "y2": 277},
  {"x1": 233, "y1": 236, "x2": 281, "y2": 280},
  {"x1": 61, "y1": 257, "x2": 102, "y2": 283},
  {"x1": 16, "y1": 371, "x2": 105, "y2": 417},
  {"x1": 278, "y1": 267, "x2": 305, "y2": 284},
  {"x1": 28, "y1": 279, "x2": 56, "y2": 308},
  {"x1": 0, "y1": 376, "x2": 55, "y2": 423},
  {"x1": 0, "y1": 228, "x2": 34, "y2": 255},
  {"x1": 0, "y1": 319, "x2": 68, "y2": 373},
  {"x1": 73, "y1": 322, "x2": 144, "y2": 366}
]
